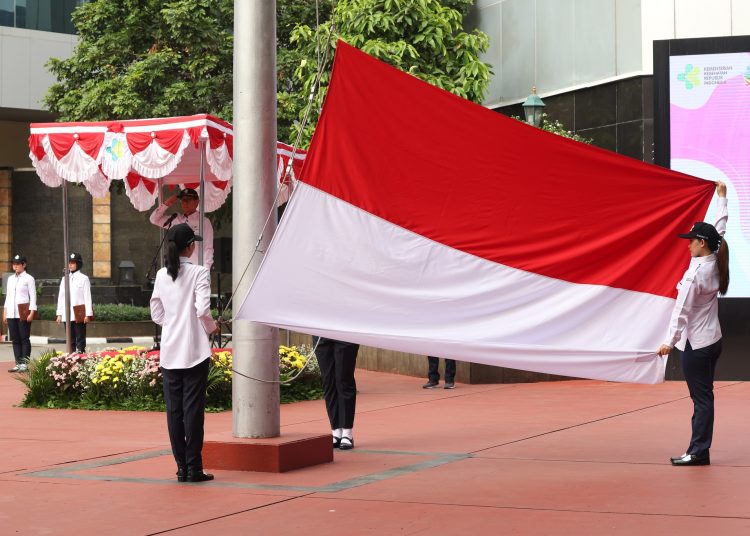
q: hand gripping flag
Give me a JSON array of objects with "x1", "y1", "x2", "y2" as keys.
[{"x1": 237, "y1": 41, "x2": 715, "y2": 384}]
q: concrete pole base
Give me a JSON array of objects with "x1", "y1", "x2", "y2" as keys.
[{"x1": 203, "y1": 432, "x2": 332, "y2": 473}]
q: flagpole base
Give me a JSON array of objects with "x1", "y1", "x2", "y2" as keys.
[{"x1": 203, "y1": 432, "x2": 332, "y2": 473}]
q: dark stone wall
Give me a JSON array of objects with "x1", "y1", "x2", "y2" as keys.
[
  {"x1": 495, "y1": 75, "x2": 655, "y2": 163},
  {"x1": 111, "y1": 190, "x2": 161, "y2": 286},
  {"x1": 11, "y1": 171, "x2": 92, "y2": 281},
  {"x1": 11, "y1": 174, "x2": 234, "y2": 299}
]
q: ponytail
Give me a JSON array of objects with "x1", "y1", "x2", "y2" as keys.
[
  {"x1": 716, "y1": 239, "x2": 729, "y2": 295},
  {"x1": 165, "y1": 241, "x2": 180, "y2": 281}
]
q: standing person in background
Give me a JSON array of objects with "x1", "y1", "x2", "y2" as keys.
[
  {"x1": 149, "y1": 187, "x2": 214, "y2": 272},
  {"x1": 422, "y1": 356, "x2": 456, "y2": 389},
  {"x1": 56, "y1": 253, "x2": 93, "y2": 353},
  {"x1": 315, "y1": 337, "x2": 360, "y2": 450},
  {"x1": 658, "y1": 181, "x2": 728, "y2": 467},
  {"x1": 151, "y1": 223, "x2": 218, "y2": 483},
  {"x1": 4, "y1": 254, "x2": 36, "y2": 372}
]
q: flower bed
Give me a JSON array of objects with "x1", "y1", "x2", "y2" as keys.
[{"x1": 18, "y1": 345, "x2": 322, "y2": 411}]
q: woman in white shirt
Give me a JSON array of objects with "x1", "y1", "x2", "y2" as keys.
[
  {"x1": 3, "y1": 254, "x2": 37, "y2": 372},
  {"x1": 150, "y1": 223, "x2": 217, "y2": 483},
  {"x1": 56, "y1": 253, "x2": 93, "y2": 353},
  {"x1": 658, "y1": 181, "x2": 728, "y2": 466}
]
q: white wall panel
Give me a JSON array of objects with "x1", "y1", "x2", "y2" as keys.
[
  {"x1": 500, "y1": 0, "x2": 535, "y2": 101},
  {"x1": 674, "y1": 0, "x2": 731, "y2": 38},
  {"x1": 536, "y1": 0, "x2": 576, "y2": 95},
  {"x1": 731, "y1": 0, "x2": 750, "y2": 34},
  {"x1": 640, "y1": 0, "x2": 674, "y2": 74},
  {"x1": 0, "y1": 27, "x2": 75, "y2": 111},
  {"x1": 475, "y1": 3, "x2": 503, "y2": 105},
  {"x1": 616, "y1": 0, "x2": 642, "y2": 74},
  {"x1": 574, "y1": 0, "x2": 617, "y2": 82},
  {"x1": 29, "y1": 34, "x2": 73, "y2": 109},
  {"x1": 1, "y1": 34, "x2": 31, "y2": 108}
]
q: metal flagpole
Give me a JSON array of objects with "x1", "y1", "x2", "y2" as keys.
[
  {"x1": 232, "y1": 0, "x2": 280, "y2": 438},
  {"x1": 61, "y1": 181, "x2": 72, "y2": 353}
]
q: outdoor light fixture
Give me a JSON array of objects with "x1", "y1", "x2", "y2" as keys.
[{"x1": 522, "y1": 86, "x2": 545, "y2": 127}]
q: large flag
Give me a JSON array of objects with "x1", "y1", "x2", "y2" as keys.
[{"x1": 237, "y1": 41, "x2": 715, "y2": 384}]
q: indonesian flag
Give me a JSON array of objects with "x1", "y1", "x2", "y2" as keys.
[{"x1": 237, "y1": 41, "x2": 714, "y2": 384}]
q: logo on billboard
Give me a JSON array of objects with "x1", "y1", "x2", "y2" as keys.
[
  {"x1": 677, "y1": 64, "x2": 700, "y2": 90},
  {"x1": 744, "y1": 66, "x2": 750, "y2": 86}
]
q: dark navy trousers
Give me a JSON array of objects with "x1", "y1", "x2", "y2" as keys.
[
  {"x1": 427, "y1": 356, "x2": 456, "y2": 383},
  {"x1": 680, "y1": 339, "x2": 722, "y2": 457},
  {"x1": 314, "y1": 337, "x2": 359, "y2": 429}
]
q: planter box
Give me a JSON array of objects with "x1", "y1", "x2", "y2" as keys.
[{"x1": 31, "y1": 320, "x2": 157, "y2": 339}]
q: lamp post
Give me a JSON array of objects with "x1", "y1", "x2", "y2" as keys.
[{"x1": 522, "y1": 86, "x2": 545, "y2": 127}]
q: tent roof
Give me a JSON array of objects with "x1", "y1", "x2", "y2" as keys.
[{"x1": 28, "y1": 114, "x2": 305, "y2": 212}]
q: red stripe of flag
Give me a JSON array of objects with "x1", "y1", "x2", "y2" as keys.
[{"x1": 300, "y1": 41, "x2": 714, "y2": 298}]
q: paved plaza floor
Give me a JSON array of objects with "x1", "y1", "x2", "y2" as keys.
[{"x1": 1, "y1": 344, "x2": 750, "y2": 535}]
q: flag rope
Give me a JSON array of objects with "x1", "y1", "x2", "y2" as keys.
[{"x1": 225, "y1": 0, "x2": 336, "y2": 385}]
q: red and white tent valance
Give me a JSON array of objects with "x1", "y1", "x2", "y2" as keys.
[{"x1": 29, "y1": 114, "x2": 306, "y2": 212}]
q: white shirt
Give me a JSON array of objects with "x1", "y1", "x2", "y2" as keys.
[
  {"x1": 4, "y1": 271, "x2": 37, "y2": 318},
  {"x1": 56, "y1": 271, "x2": 93, "y2": 319},
  {"x1": 149, "y1": 204, "x2": 214, "y2": 272},
  {"x1": 150, "y1": 258, "x2": 217, "y2": 369},
  {"x1": 665, "y1": 197, "x2": 728, "y2": 351}
]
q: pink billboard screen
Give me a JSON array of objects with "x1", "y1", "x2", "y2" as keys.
[{"x1": 670, "y1": 52, "x2": 750, "y2": 297}]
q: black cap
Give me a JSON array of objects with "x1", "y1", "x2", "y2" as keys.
[
  {"x1": 176, "y1": 188, "x2": 199, "y2": 200},
  {"x1": 11, "y1": 253, "x2": 26, "y2": 264},
  {"x1": 69, "y1": 252, "x2": 83, "y2": 263},
  {"x1": 167, "y1": 223, "x2": 203, "y2": 250},
  {"x1": 678, "y1": 222, "x2": 721, "y2": 252}
]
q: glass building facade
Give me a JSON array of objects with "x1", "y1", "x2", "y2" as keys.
[{"x1": 0, "y1": 0, "x2": 85, "y2": 34}]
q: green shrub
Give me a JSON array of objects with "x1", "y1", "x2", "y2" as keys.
[
  {"x1": 37, "y1": 304, "x2": 232, "y2": 322},
  {"x1": 16, "y1": 345, "x2": 319, "y2": 411},
  {"x1": 18, "y1": 350, "x2": 58, "y2": 407}
]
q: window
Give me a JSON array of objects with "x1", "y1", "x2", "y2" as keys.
[{"x1": 0, "y1": 0, "x2": 84, "y2": 34}]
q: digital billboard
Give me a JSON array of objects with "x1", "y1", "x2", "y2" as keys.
[{"x1": 668, "y1": 51, "x2": 750, "y2": 297}]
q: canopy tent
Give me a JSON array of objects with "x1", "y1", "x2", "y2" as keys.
[
  {"x1": 28, "y1": 114, "x2": 306, "y2": 212},
  {"x1": 27, "y1": 113, "x2": 305, "y2": 352}
]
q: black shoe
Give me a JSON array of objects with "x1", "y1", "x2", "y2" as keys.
[
  {"x1": 333, "y1": 436, "x2": 341, "y2": 449},
  {"x1": 671, "y1": 453, "x2": 710, "y2": 466},
  {"x1": 186, "y1": 469, "x2": 214, "y2": 482},
  {"x1": 176, "y1": 466, "x2": 187, "y2": 482},
  {"x1": 444, "y1": 381, "x2": 455, "y2": 389},
  {"x1": 422, "y1": 381, "x2": 439, "y2": 389},
  {"x1": 339, "y1": 437, "x2": 354, "y2": 450}
]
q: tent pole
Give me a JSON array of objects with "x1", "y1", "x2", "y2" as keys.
[
  {"x1": 157, "y1": 179, "x2": 164, "y2": 269},
  {"x1": 62, "y1": 181, "x2": 72, "y2": 353},
  {"x1": 198, "y1": 138, "x2": 206, "y2": 266},
  {"x1": 232, "y1": 0, "x2": 279, "y2": 438}
]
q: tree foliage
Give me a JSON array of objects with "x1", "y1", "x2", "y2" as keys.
[
  {"x1": 537, "y1": 114, "x2": 592, "y2": 143},
  {"x1": 45, "y1": 0, "x2": 234, "y2": 121},
  {"x1": 43, "y1": 1, "x2": 492, "y2": 224},
  {"x1": 45, "y1": 0, "x2": 488, "y2": 134},
  {"x1": 282, "y1": 0, "x2": 492, "y2": 145}
]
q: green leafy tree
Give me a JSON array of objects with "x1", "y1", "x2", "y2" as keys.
[
  {"x1": 45, "y1": 0, "x2": 234, "y2": 121},
  {"x1": 44, "y1": 1, "x2": 490, "y2": 222},
  {"x1": 282, "y1": 0, "x2": 492, "y2": 145}
]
